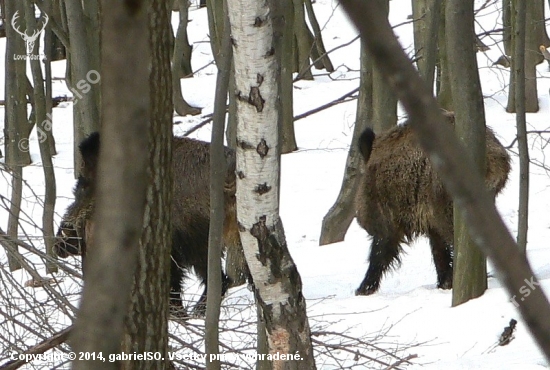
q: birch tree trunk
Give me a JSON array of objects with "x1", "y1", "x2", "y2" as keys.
[{"x1": 227, "y1": 1, "x2": 316, "y2": 367}]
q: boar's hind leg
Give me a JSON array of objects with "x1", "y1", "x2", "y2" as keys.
[
  {"x1": 356, "y1": 234, "x2": 402, "y2": 296},
  {"x1": 428, "y1": 229, "x2": 453, "y2": 290}
]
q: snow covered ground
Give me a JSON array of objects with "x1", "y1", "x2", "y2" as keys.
[{"x1": 1, "y1": 0, "x2": 549, "y2": 368}]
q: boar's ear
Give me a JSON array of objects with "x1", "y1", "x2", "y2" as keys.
[
  {"x1": 79, "y1": 132, "x2": 100, "y2": 159},
  {"x1": 358, "y1": 128, "x2": 375, "y2": 162},
  {"x1": 79, "y1": 132, "x2": 101, "y2": 177}
]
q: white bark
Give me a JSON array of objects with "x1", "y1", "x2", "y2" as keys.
[
  {"x1": 228, "y1": 0, "x2": 316, "y2": 367},
  {"x1": 228, "y1": 1, "x2": 281, "y2": 292}
]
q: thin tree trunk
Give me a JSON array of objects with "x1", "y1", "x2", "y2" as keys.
[
  {"x1": 205, "y1": 1, "x2": 232, "y2": 368},
  {"x1": 514, "y1": 0, "x2": 529, "y2": 252},
  {"x1": 437, "y1": 0, "x2": 453, "y2": 110},
  {"x1": 534, "y1": 0, "x2": 549, "y2": 62},
  {"x1": 226, "y1": 66, "x2": 238, "y2": 149},
  {"x1": 24, "y1": 1, "x2": 57, "y2": 275},
  {"x1": 412, "y1": 0, "x2": 441, "y2": 89},
  {"x1": 227, "y1": 0, "x2": 316, "y2": 366},
  {"x1": 446, "y1": 0, "x2": 488, "y2": 307},
  {"x1": 303, "y1": 0, "x2": 334, "y2": 73},
  {"x1": 293, "y1": 0, "x2": 314, "y2": 80},
  {"x1": 339, "y1": 0, "x2": 550, "y2": 362},
  {"x1": 371, "y1": 1, "x2": 397, "y2": 132},
  {"x1": 319, "y1": 42, "x2": 372, "y2": 245},
  {"x1": 71, "y1": 1, "x2": 150, "y2": 368},
  {"x1": 64, "y1": 0, "x2": 100, "y2": 178},
  {"x1": 173, "y1": 0, "x2": 192, "y2": 78},
  {"x1": 503, "y1": 0, "x2": 512, "y2": 55},
  {"x1": 4, "y1": 0, "x2": 28, "y2": 271},
  {"x1": 206, "y1": 0, "x2": 224, "y2": 64},
  {"x1": 506, "y1": 0, "x2": 539, "y2": 113},
  {"x1": 44, "y1": 20, "x2": 57, "y2": 156},
  {"x1": 271, "y1": 0, "x2": 297, "y2": 154},
  {"x1": 172, "y1": 0, "x2": 201, "y2": 116}
]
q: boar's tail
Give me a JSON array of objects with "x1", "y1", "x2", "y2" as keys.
[{"x1": 358, "y1": 128, "x2": 375, "y2": 163}]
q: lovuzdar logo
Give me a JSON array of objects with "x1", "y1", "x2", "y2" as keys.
[{"x1": 11, "y1": 10, "x2": 48, "y2": 60}]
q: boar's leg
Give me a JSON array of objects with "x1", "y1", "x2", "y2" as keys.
[
  {"x1": 428, "y1": 229, "x2": 453, "y2": 290},
  {"x1": 356, "y1": 234, "x2": 402, "y2": 296}
]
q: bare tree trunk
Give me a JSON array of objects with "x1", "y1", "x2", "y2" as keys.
[
  {"x1": 503, "y1": 0, "x2": 512, "y2": 55},
  {"x1": 120, "y1": 1, "x2": 173, "y2": 369},
  {"x1": 173, "y1": 0, "x2": 192, "y2": 78},
  {"x1": 340, "y1": 0, "x2": 550, "y2": 361},
  {"x1": 205, "y1": 1, "x2": 232, "y2": 368},
  {"x1": 534, "y1": 0, "x2": 549, "y2": 61},
  {"x1": 436, "y1": 1, "x2": 452, "y2": 110},
  {"x1": 446, "y1": 0, "x2": 488, "y2": 307},
  {"x1": 4, "y1": 0, "x2": 29, "y2": 271},
  {"x1": 227, "y1": 0, "x2": 316, "y2": 366},
  {"x1": 271, "y1": 0, "x2": 297, "y2": 154},
  {"x1": 293, "y1": 0, "x2": 313, "y2": 80},
  {"x1": 319, "y1": 0, "x2": 393, "y2": 246},
  {"x1": 172, "y1": 0, "x2": 201, "y2": 117},
  {"x1": 64, "y1": 0, "x2": 100, "y2": 178},
  {"x1": 207, "y1": 0, "x2": 238, "y2": 149},
  {"x1": 412, "y1": 0, "x2": 441, "y2": 89},
  {"x1": 71, "y1": 1, "x2": 150, "y2": 368},
  {"x1": 371, "y1": 2, "x2": 397, "y2": 132},
  {"x1": 206, "y1": 0, "x2": 224, "y2": 63},
  {"x1": 506, "y1": 0, "x2": 539, "y2": 113},
  {"x1": 303, "y1": 0, "x2": 334, "y2": 73},
  {"x1": 24, "y1": 1, "x2": 58, "y2": 275},
  {"x1": 43, "y1": 19, "x2": 57, "y2": 156},
  {"x1": 513, "y1": 0, "x2": 529, "y2": 252},
  {"x1": 294, "y1": 0, "x2": 334, "y2": 80},
  {"x1": 319, "y1": 43, "x2": 372, "y2": 245}
]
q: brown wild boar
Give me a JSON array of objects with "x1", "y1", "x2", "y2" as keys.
[{"x1": 354, "y1": 118, "x2": 511, "y2": 296}]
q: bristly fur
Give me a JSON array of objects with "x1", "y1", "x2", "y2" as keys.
[
  {"x1": 53, "y1": 132, "x2": 249, "y2": 316},
  {"x1": 354, "y1": 119, "x2": 511, "y2": 296}
]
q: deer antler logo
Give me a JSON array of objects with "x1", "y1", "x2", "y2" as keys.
[{"x1": 11, "y1": 11, "x2": 49, "y2": 55}]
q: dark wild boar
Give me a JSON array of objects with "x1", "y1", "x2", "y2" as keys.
[{"x1": 54, "y1": 132, "x2": 249, "y2": 316}]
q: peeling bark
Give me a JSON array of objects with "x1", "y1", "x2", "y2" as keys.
[{"x1": 227, "y1": 0, "x2": 316, "y2": 367}]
